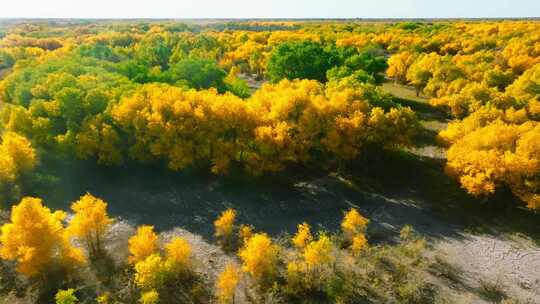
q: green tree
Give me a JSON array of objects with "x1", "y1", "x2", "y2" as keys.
[
  {"x1": 343, "y1": 53, "x2": 388, "y2": 83},
  {"x1": 135, "y1": 35, "x2": 173, "y2": 70},
  {"x1": 116, "y1": 60, "x2": 153, "y2": 83},
  {"x1": 164, "y1": 58, "x2": 227, "y2": 92},
  {"x1": 266, "y1": 41, "x2": 333, "y2": 82},
  {"x1": 0, "y1": 50, "x2": 15, "y2": 69}
]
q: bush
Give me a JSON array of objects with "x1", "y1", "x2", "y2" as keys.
[
  {"x1": 238, "y1": 233, "x2": 280, "y2": 290},
  {"x1": 214, "y1": 209, "x2": 237, "y2": 251},
  {"x1": 133, "y1": 237, "x2": 206, "y2": 303},
  {"x1": 216, "y1": 263, "x2": 239, "y2": 304},
  {"x1": 55, "y1": 289, "x2": 78, "y2": 304}
]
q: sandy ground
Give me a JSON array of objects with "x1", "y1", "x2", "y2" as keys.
[
  {"x1": 380, "y1": 82, "x2": 540, "y2": 303},
  {"x1": 433, "y1": 234, "x2": 540, "y2": 303},
  {"x1": 95, "y1": 171, "x2": 539, "y2": 303}
]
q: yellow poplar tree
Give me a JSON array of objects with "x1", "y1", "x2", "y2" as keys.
[
  {"x1": 387, "y1": 51, "x2": 416, "y2": 83},
  {"x1": 341, "y1": 208, "x2": 369, "y2": 240},
  {"x1": 238, "y1": 224, "x2": 253, "y2": 244},
  {"x1": 0, "y1": 197, "x2": 85, "y2": 277},
  {"x1": 67, "y1": 193, "x2": 113, "y2": 257},
  {"x1": 303, "y1": 234, "x2": 335, "y2": 270},
  {"x1": 0, "y1": 131, "x2": 38, "y2": 175},
  {"x1": 237, "y1": 233, "x2": 279, "y2": 289},
  {"x1": 214, "y1": 209, "x2": 236, "y2": 250},
  {"x1": 292, "y1": 222, "x2": 312, "y2": 249},
  {"x1": 0, "y1": 131, "x2": 37, "y2": 185},
  {"x1": 164, "y1": 237, "x2": 192, "y2": 273},
  {"x1": 128, "y1": 225, "x2": 159, "y2": 264}
]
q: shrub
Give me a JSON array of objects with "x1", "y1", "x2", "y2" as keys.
[
  {"x1": 164, "y1": 237, "x2": 192, "y2": 273},
  {"x1": 285, "y1": 233, "x2": 337, "y2": 298},
  {"x1": 214, "y1": 209, "x2": 237, "y2": 251},
  {"x1": 238, "y1": 224, "x2": 254, "y2": 245},
  {"x1": 341, "y1": 208, "x2": 369, "y2": 241},
  {"x1": 134, "y1": 254, "x2": 166, "y2": 290},
  {"x1": 133, "y1": 236, "x2": 204, "y2": 303},
  {"x1": 139, "y1": 290, "x2": 159, "y2": 304},
  {"x1": 55, "y1": 288, "x2": 78, "y2": 304},
  {"x1": 238, "y1": 233, "x2": 280, "y2": 290},
  {"x1": 96, "y1": 292, "x2": 110, "y2": 304},
  {"x1": 216, "y1": 263, "x2": 239, "y2": 304},
  {"x1": 351, "y1": 234, "x2": 368, "y2": 255},
  {"x1": 478, "y1": 279, "x2": 507, "y2": 303},
  {"x1": 291, "y1": 222, "x2": 312, "y2": 249},
  {"x1": 303, "y1": 234, "x2": 335, "y2": 270}
]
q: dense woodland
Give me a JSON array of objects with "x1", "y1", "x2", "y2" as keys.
[{"x1": 0, "y1": 20, "x2": 538, "y2": 303}]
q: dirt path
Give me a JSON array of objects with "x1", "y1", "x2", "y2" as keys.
[
  {"x1": 238, "y1": 73, "x2": 266, "y2": 93},
  {"x1": 382, "y1": 82, "x2": 449, "y2": 159}
]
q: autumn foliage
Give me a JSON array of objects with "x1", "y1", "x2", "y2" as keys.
[
  {"x1": 0, "y1": 197, "x2": 85, "y2": 277},
  {"x1": 0, "y1": 189, "x2": 437, "y2": 303},
  {"x1": 1, "y1": 19, "x2": 539, "y2": 304},
  {"x1": 214, "y1": 209, "x2": 237, "y2": 250},
  {"x1": 108, "y1": 79, "x2": 416, "y2": 175},
  {"x1": 67, "y1": 193, "x2": 113, "y2": 257},
  {"x1": 237, "y1": 233, "x2": 280, "y2": 289},
  {"x1": 0, "y1": 132, "x2": 37, "y2": 202},
  {"x1": 128, "y1": 225, "x2": 159, "y2": 264},
  {"x1": 0, "y1": 22, "x2": 418, "y2": 178},
  {"x1": 216, "y1": 263, "x2": 240, "y2": 304},
  {"x1": 132, "y1": 236, "x2": 197, "y2": 303},
  {"x1": 292, "y1": 222, "x2": 313, "y2": 249},
  {"x1": 380, "y1": 22, "x2": 540, "y2": 209},
  {"x1": 440, "y1": 106, "x2": 540, "y2": 208}
]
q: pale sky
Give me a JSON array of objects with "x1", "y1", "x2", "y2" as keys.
[{"x1": 1, "y1": 0, "x2": 539, "y2": 19}]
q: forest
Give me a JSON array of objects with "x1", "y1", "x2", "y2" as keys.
[{"x1": 0, "y1": 19, "x2": 539, "y2": 303}]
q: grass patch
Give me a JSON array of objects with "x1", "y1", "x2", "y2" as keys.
[
  {"x1": 478, "y1": 279, "x2": 507, "y2": 303},
  {"x1": 429, "y1": 256, "x2": 464, "y2": 287}
]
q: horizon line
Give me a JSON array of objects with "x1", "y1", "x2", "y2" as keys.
[{"x1": 1, "y1": 17, "x2": 540, "y2": 21}]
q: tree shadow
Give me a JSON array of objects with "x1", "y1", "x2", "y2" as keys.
[
  {"x1": 394, "y1": 96, "x2": 449, "y2": 123},
  {"x1": 347, "y1": 149, "x2": 540, "y2": 244},
  {"x1": 22, "y1": 149, "x2": 540, "y2": 247}
]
